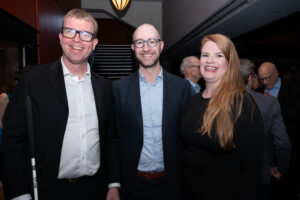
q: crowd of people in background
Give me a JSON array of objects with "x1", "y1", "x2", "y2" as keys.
[{"x1": 0, "y1": 8, "x2": 299, "y2": 200}]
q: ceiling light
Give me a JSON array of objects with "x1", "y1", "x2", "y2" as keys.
[{"x1": 111, "y1": 0, "x2": 130, "y2": 11}]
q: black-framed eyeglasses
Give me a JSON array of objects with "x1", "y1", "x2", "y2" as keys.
[
  {"x1": 259, "y1": 71, "x2": 274, "y2": 82},
  {"x1": 62, "y1": 27, "x2": 95, "y2": 42},
  {"x1": 250, "y1": 72, "x2": 257, "y2": 78},
  {"x1": 132, "y1": 38, "x2": 161, "y2": 48}
]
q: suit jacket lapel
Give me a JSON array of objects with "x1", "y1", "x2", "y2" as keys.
[
  {"x1": 47, "y1": 60, "x2": 68, "y2": 107},
  {"x1": 132, "y1": 72, "x2": 144, "y2": 139},
  {"x1": 162, "y1": 69, "x2": 170, "y2": 138},
  {"x1": 91, "y1": 73, "x2": 103, "y2": 133}
]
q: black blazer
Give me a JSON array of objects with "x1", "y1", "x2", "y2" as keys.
[
  {"x1": 278, "y1": 81, "x2": 292, "y2": 126},
  {"x1": 113, "y1": 69, "x2": 190, "y2": 200},
  {"x1": 2, "y1": 60, "x2": 119, "y2": 200}
]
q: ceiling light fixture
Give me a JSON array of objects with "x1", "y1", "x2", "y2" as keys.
[{"x1": 111, "y1": 0, "x2": 130, "y2": 11}]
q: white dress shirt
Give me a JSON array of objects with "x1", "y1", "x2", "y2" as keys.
[
  {"x1": 11, "y1": 60, "x2": 99, "y2": 200},
  {"x1": 12, "y1": 59, "x2": 120, "y2": 200},
  {"x1": 58, "y1": 59, "x2": 100, "y2": 178}
]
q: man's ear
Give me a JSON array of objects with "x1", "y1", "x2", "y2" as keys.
[
  {"x1": 248, "y1": 75, "x2": 252, "y2": 85},
  {"x1": 275, "y1": 70, "x2": 279, "y2": 77},
  {"x1": 160, "y1": 40, "x2": 164, "y2": 52},
  {"x1": 59, "y1": 33, "x2": 63, "y2": 45},
  {"x1": 93, "y1": 38, "x2": 99, "y2": 50}
]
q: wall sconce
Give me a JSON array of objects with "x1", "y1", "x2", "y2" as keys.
[{"x1": 111, "y1": 0, "x2": 130, "y2": 11}]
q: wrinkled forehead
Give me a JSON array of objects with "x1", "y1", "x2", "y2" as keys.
[{"x1": 133, "y1": 24, "x2": 161, "y2": 40}]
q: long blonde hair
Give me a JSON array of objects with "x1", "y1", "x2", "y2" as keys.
[{"x1": 199, "y1": 34, "x2": 245, "y2": 149}]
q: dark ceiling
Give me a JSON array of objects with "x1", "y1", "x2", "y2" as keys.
[{"x1": 233, "y1": 11, "x2": 300, "y2": 67}]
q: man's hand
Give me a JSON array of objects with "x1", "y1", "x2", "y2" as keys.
[
  {"x1": 264, "y1": 91, "x2": 272, "y2": 96},
  {"x1": 106, "y1": 187, "x2": 120, "y2": 200},
  {"x1": 270, "y1": 166, "x2": 282, "y2": 179}
]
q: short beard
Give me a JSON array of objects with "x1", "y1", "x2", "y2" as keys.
[{"x1": 136, "y1": 57, "x2": 160, "y2": 69}]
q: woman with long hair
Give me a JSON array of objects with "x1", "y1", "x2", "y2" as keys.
[{"x1": 181, "y1": 34, "x2": 264, "y2": 200}]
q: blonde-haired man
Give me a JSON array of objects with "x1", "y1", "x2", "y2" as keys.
[{"x1": 2, "y1": 8, "x2": 119, "y2": 200}]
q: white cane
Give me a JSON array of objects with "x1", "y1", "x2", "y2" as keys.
[{"x1": 26, "y1": 96, "x2": 39, "y2": 200}]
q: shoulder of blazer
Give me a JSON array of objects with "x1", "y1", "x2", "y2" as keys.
[
  {"x1": 91, "y1": 72, "x2": 110, "y2": 85},
  {"x1": 248, "y1": 89, "x2": 274, "y2": 113},
  {"x1": 21, "y1": 60, "x2": 61, "y2": 82},
  {"x1": 23, "y1": 60, "x2": 60, "y2": 73},
  {"x1": 162, "y1": 68, "x2": 189, "y2": 87},
  {"x1": 113, "y1": 71, "x2": 139, "y2": 87}
]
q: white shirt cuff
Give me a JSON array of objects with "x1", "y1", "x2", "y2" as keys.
[
  {"x1": 11, "y1": 194, "x2": 32, "y2": 200},
  {"x1": 108, "y1": 182, "x2": 121, "y2": 188}
]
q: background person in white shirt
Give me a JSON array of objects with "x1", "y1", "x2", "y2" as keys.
[
  {"x1": 2, "y1": 8, "x2": 120, "y2": 200},
  {"x1": 180, "y1": 56, "x2": 202, "y2": 96}
]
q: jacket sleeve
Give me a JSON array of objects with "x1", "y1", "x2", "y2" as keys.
[
  {"x1": 270, "y1": 98, "x2": 291, "y2": 174},
  {"x1": 105, "y1": 81, "x2": 121, "y2": 184}
]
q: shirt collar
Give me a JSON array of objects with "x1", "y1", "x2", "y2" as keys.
[
  {"x1": 61, "y1": 57, "x2": 91, "y2": 77},
  {"x1": 266, "y1": 77, "x2": 281, "y2": 92},
  {"x1": 273, "y1": 77, "x2": 281, "y2": 90},
  {"x1": 185, "y1": 78, "x2": 198, "y2": 87},
  {"x1": 139, "y1": 67, "x2": 163, "y2": 83}
]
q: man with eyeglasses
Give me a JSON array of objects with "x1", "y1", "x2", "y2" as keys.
[
  {"x1": 113, "y1": 23, "x2": 190, "y2": 200},
  {"x1": 2, "y1": 8, "x2": 120, "y2": 200},
  {"x1": 240, "y1": 59, "x2": 291, "y2": 200},
  {"x1": 180, "y1": 56, "x2": 202, "y2": 96},
  {"x1": 258, "y1": 61, "x2": 300, "y2": 199},
  {"x1": 258, "y1": 62, "x2": 280, "y2": 97}
]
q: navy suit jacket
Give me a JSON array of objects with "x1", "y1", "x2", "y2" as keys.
[
  {"x1": 113, "y1": 69, "x2": 190, "y2": 200},
  {"x1": 247, "y1": 89, "x2": 291, "y2": 184},
  {"x1": 2, "y1": 60, "x2": 119, "y2": 200}
]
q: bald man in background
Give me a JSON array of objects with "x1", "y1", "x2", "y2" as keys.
[
  {"x1": 258, "y1": 61, "x2": 300, "y2": 199},
  {"x1": 241, "y1": 59, "x2": 291, "y2": 200}
]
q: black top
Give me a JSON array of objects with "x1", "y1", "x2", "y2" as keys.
[{"x1": 181, "y1": 91, "x2": 264, "y2": 200}]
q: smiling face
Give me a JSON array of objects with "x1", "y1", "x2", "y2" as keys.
[
  {"x1": 59, "y1": 16, "x2": 98, "y2": 67},
  {"x1": 200, "y1": 40, "x2": 228, "y2": 86},
  {"x1": 131, "y1": 24, "x2": 164, "y2": 69}
]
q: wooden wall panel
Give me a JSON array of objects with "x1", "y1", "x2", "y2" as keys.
[
  {"x1": 98, "y1": 19, "x2": 134, "y2": 45},
  {"x1": 38, "y1": 0, "x2": 81, "y2": 63},
  {"x1": 38, "y1": 1, "x2": 64, "y2": 63},
  {"x1": 0, "y1": 0, "x2": 37, "y2": 28},
  {"x1": 0, "y1": 0, "x2": 81, "y2": 64}
]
